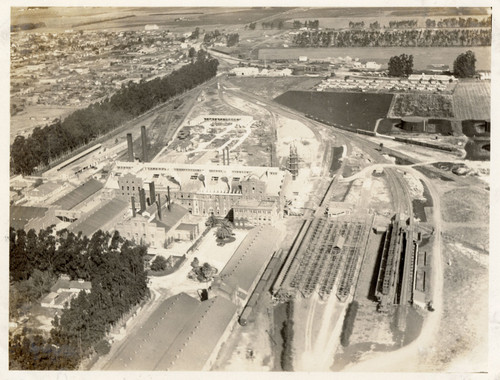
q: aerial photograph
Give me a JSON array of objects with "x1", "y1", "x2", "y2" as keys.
[{"x1": 8, "y1": 5, "x2": 492, "y2": 374}]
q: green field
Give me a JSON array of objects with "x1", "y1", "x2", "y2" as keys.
[{"x1": 274, "y1": 91, "x2": 393, "y2": 131}]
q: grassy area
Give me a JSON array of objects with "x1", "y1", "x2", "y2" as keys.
[
  {"x1": 441, "y1": 187, "x2": 489, "y2": 223},
  {"x1": 275, "y1": 91, "x2": 393, "y2": 132}
]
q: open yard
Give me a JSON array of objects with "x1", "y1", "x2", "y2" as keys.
[
  {"x1": 441, "y1": 187, "x2": 489, "y2": 223},
  {"x1": 225, "y1": 77, "x2": 322, "y2": 101},
  {"x1": 452, "y1": 81, "x2": 490, "y2": 120},
  {"x1": 274, "y1": 91, "x2": 393, "y2": 132}
]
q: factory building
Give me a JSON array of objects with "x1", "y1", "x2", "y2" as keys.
[{"x1": 110, "y1": 161, "x2": 292, "y2": 226}]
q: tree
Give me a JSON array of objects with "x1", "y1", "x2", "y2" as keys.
[
  {"x1": 150, "y1": 256, "x2": 167, "y2": 272},
  {"x1": 388, "y1": 54, "x2": 414, "y2": 77},
  {"x1": 206, "y1": 215, "x2": 218, "y2": 228},
  {"x1": 215, "y1": 220, "x2": 233, "y2": 241},
  {"x1": 453, "y1": 50, "x2": 476, "y2": 78},
  {"x1": 188, "y1": 47, "x2": 196, "y2": 59},
  {"x1": 191, "y1": 257, "x2": 200, "y2": 268},
  {"x1": 249, "y1": 22, "x2": 256, "y2": 30}
]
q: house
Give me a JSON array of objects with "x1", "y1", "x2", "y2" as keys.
[
  {"x1": 41, "y1": 275, "x2": 92, "y2": 309},
  {"x1": 230, "y1": 67, "x2": 259, "y2": 76}
]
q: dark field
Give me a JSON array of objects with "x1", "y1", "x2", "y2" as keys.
[
  {"x1": 274, "y1": 91, "x2": 393, "y2": 131},
  {"x1": 412, "y1": 179, "x2": 433, "y2": 223}
]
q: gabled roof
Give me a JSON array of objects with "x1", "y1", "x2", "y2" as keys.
[
  {"x1": 10, "y1": 205, "x2": 48, "y2": 230},
  {"x1": 53, "y1": 178, "x2": 103, "y2": 210}
]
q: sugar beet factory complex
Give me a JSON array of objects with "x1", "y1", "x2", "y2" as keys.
[{"x1": 9, "y1": 6, "x2": 491, "y2": 374}]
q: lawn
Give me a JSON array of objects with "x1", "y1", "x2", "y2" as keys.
[{"x1": 274, "y1": 91, "x2": 393, "y2": 132}]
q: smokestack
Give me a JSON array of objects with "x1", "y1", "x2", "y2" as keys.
[
  {"x1": 141, "y1": 125, "x2": 148, "y2": 162},
  {"x1": 156, "y1": 194, "x2": 162, "y2": 220},
  {"x1": 222, "y1": 149, "x2": 226, "y2": 165},
  {"x1": 226, "y1": 147, "x2": 230, "y2": 165},
  {"x1": 149, "y1": 182, "x2": 156, "y2": 206},
  {"x1": 131, "y1": 196, "x2": 136, "y2": 217},
  {"x1": 139, "y1": 188, "x2": 146, "y2": 212},
  {"x1": 127, "y1": 133, "x2": 134, "y2": 162},
  {"x1": 167, "y1": 186, "x2": 171, "y2": 211}
]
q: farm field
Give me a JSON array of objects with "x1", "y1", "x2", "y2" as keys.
[
  {"x1": 274, "y1": 91, "x2": 393, "y2": 131},
  {"x1": 258, "y1": 46, "x2": 491, "y2": 71},
  {"x1": 452, "y1": 81, "x2": 490, "y2": 120},
  {"x1": 12, "y1": 7, "x2": 292, "y2": 32},
  {"x1": 390, "y1": 94, "x2": 454, "y2": 118}
]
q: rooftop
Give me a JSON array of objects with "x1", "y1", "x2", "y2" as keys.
[
  {"x1": 104, "y1": 293, "x2": 237, "y2": 371},
  {"x1": 113, "y1": 161, "x2": 287, "y2": 197},
  {"x1": 53, "y1": 178, "x2": 103, "y2": 210},
  {"x1": 218, "y1": 225, "x2": 281, "y2": 294},
  {"x1": 69, "y1": 198, "x2": 128, "y2": 238},
  {"x1": 10, "y1": 205, "x2": 48, "y2": 230}
]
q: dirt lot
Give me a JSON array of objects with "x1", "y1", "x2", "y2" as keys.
[
  {"x1": 419, "y1": 239, "x2": 488, "y2": 371},
  {"x1": 441, "y1": 187, "x2": 489, "y2": 223},
  {"x1": 452, "y1": 81, "x2": 490, "y2": 120},
  {"x1": 226, "y1": 77, "x2": 321, "y2": 100}
]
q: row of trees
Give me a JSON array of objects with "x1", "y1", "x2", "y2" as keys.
[
  {"x1": 426, "y1": 16, "x2": 492, "y2": 28},
  {"x1": 9, "y1": 228, "x2": 149, "y2": 369},
  {"x1": 388, "y1": 54, "x2": 414, "y2": 77},
  {"x1": 388, "y1": 19, "x2": 418, "y2": 29},
  {"x1": 292, "y1": 28, "x2": 491, "y2": 48},
  {"x1": 292, "y1": 20, "x2": 319, "y2": 29},
  {"x1": 348, "y1": 21, "x2": 365, "y2": 29},
  {"x1": 260, "y1": 20, "x2": 285, "y2": 29},
  {"x1": 11, "y1": 52, "x2": 219, "y2": 175}
]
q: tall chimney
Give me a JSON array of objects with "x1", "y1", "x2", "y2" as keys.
[
  {"x1": 141, "y1": 125, "x2": 148, "y2": 162},
  {"x1": 226, "y1": 147, "x2": 230, "y2": 165},
  {"x1": 156, "y1": 194, "x2": 162, "y2": 220},
  {"x1": 131, "y1": 196, "x2": 136, "y2": 217},
  {"x1": 127, "y1": 133, "x2": 134, "y2": 162},
  {"x1": 149, "y1": 182, "x2": 156, "y2": 205},
  {"x1": 222, "y1": 149, "x2": 226, "y2": 165},
  {"x1": 139, "y1": 188, "x2": 146, "y2": 212},
  {"x1": 167, "y1": 186, "x2": 171, "y2": 211}
]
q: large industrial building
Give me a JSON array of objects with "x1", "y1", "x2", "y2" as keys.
[
  {"x1": 104, "y1": 225, "x2": 283, "y2": 371},
  {"x1": 109, "y1": 161, "x2": 292, "y2": 227}
]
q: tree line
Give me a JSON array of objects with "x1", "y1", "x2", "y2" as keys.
[
  {"x1": 11, "y1": 53, "x2": 219, "y2": 175},
  {"x1": 292, "y1": 28, "x2": 491, "y2": 48},
  {"x1": 293, "y1": 19, "x2": 319, "y2": 29},
  {"x1": 9, "y1": 227, "x2": 149, "y2": 369},
  {"x1": 426, "y1": 16, "x2": 492, "y2": 28},
  {"x1": 388, "y1": 19, "x2": 418, "y2": 29}
]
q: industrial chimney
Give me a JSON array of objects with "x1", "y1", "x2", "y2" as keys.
[
  {"x1": 226, "y1": 147, "x2": 230, "y2": 165},
  {"x1": 127, "y1": 133, "x2": 134, "y2": 162},
  {"x1": 156, "y1": 193, "x2": 162, "y2": 220},
  {"x1": 167, "y1": 186, "x2": 171, "y2": 211},
  {"x1": 221, "y1": 149, "x2": 226, "y2": 165},
  {"x1": 131, "y1": 196, "x2": 136, "y2": 217},
  {"x1": 139, "y1": 188, "x2": 146, "y2": 212},
  {"x1": 149, "y1": 182, "x2": 156, "y2": 206},
  {"x1": 141, "y1": 125, "x2": 148, "y2": 162}
]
